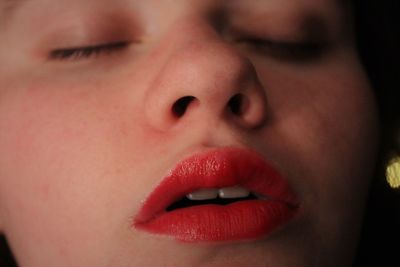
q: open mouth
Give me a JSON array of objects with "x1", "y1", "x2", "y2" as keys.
[
  {"x1": 134, "y1": 148, "x2": 299, "y2": 243},
  {"x1": 166, "y1": 186, "x2": 264, "y2": 211}
]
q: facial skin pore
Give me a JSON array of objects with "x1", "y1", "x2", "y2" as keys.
[{"x1": 0, "y1": 0, "x2": 378, "y2": 266}]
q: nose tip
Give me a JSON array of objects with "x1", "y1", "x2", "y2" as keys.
[{"x1": 144, "y1": 23, "x2": 268, "y2": 131}]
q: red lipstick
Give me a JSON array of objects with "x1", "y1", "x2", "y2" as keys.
[{"x1": 134, "y1": 148, "x2": 299, "y2": 242}]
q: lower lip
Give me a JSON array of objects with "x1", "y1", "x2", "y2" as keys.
[{"x1": 135, "y1": 199, "x2": 296, "y2": 242}]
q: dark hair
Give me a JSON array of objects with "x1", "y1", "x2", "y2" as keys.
[
  {"x1": 354, "y1": 0, "x2": 400, "y2": 146},
  {"x1": 0, "y1": 235, "x2": 17, "y2": 267},
  {"x1": 352, "y1": 0, "x2": 400, "y2": 266}
]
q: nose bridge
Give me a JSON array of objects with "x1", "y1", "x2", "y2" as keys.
[
  {"x1": 163, "y1": 18, "x2": 254, "y2": 95},
  {"x1": 180, "y1": 39, "x2": 254, "y2": 100},
  {"x1": 144, "y1": 17, "x2": 267, "y2": 131}
]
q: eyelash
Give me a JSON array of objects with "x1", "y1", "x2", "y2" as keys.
[
  {"x1": 239, "y1": 38, "x2": 325, "y2": 62},
  {"x1": 49, "y1": 41, "x2": 129, "y2": 60},
  {"x1": 48, "y1": 38, "x2": 324, "y2": 62}
]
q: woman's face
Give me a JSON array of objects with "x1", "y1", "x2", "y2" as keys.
[{"x1": 0, "y1": 0, "x2": 379, "y2": 266}]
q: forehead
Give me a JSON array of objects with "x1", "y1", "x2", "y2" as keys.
[
  {"x1": 1, "y1": 0, "x2": 348, "y2": 13},
  {"x1": 0, "y1": 0, "x2": 351, "y2": 32}
]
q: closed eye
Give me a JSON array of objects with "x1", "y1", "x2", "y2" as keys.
[
  {"x1": 49, "y1": 41, "x2": 129, "y2": 61},
  {"x1": 237, "y1": 37, "x2": 327, "y2": 62}
]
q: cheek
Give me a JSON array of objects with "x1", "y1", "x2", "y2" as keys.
[
  {"x1": 0, "y1": 81, "x2": 159, "y2": 265},
  {"x1": 261, "y1": 55, "x2": 379, "y2": 188},
  {"x1": 259, "y1": 57, "x2": 379, "y2": 260}
]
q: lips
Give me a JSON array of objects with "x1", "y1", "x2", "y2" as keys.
[{"x1": 133, "y1": 147, "x2": 299, "y2": 242}]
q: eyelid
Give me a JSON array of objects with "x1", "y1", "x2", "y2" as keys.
[
  {"x1": 49, "y1": 41, "x2": 130, "y2": 60},
  {"x1": 249, "y1": 37, "x2": 324, "y2": 52},
  {"x1": 236, "y1": 35, "x2": 322, "y2": 48},
  {"x1": 235, "y1": 36, "x2": 327, "y2": 62}
]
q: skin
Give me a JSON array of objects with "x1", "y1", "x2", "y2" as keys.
[{"x1": 0, "y1": 0, "x2": 379, "y2": 266}]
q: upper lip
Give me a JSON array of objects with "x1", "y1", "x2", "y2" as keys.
[{"x1": 135, "y1": 147, "x2": 299, "y2": 223}]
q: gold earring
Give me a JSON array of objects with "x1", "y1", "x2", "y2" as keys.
[{"x1": 386, "y1": 156, "x2": 400, "y2": 189}]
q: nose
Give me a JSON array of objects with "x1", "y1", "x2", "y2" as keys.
[{"x1": 144, "y1": 19, "x2": 268, "y2": 131}]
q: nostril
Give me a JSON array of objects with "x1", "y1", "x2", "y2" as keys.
[
  {"x1": 172, "y1": 96, "x2": 196, "y2": 118},
  {"x1": 228, "y1": 94, "x2": 248, "y2": 116}
]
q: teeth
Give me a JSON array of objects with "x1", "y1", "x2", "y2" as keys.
[
  {"x1": 186, "y1": 188, "x2": 219, "y2": 200},
  {"x1": 218, "y1": 186, "x2": 250, "y2": 199},
  {"x1": 186, "y1": 186, "x2": 255, "y2": 200}
]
